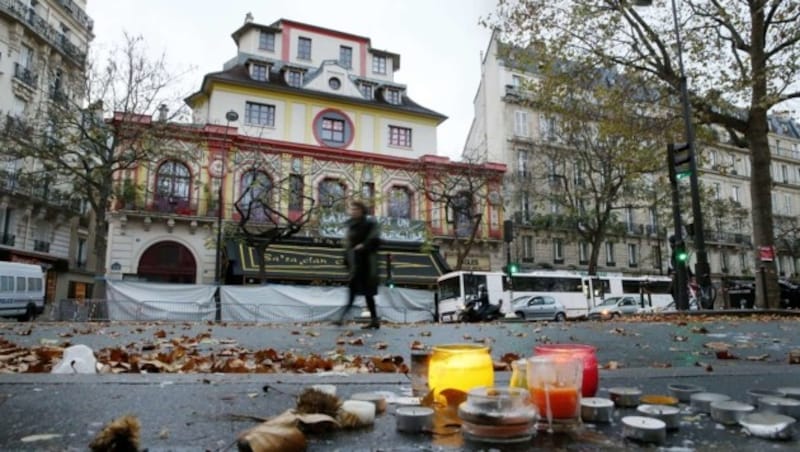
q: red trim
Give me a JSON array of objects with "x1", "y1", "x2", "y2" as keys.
[
  {"x1": 360, "y1": 43, "x2": 366, "y2": 77},
  {"x1": 311, "y1": 108, "x2": 355, "y2": 149},
  {"x1": 279, "y1": 19, "x2": 370, "y2": 46},
  {"x1": 281, "y1": 23, "x2": 291, "y2": 62}
]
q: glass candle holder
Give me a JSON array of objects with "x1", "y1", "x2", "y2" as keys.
[
  {"x1": 535, "y1": 343, "x2": 598, "y2": 397},
  {"x1": 458, "y1": 386, "x2": 538, "y2": 443},
  {"x1": 527, "y1": 355, "x2": 583, "y2": 431},
  {"x1": 428, "y1": 344, "x2": 494, "y2": 397}
]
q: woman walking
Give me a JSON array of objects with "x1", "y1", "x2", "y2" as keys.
[{"x1": 336, "y1": 200, "x2": 381, "y2": 329}]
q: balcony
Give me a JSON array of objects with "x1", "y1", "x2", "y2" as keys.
[
  {"x1": 13, "y1": 62, "x2": 37, "y2": 87},
  {"x1": 151, "y1": 195, "x2": 195, "y2": 215},
  {"x1": 57, "y1": 0, "x2": 94, "y2": 33},
  {"x1": 701, "y1": 229, "x2": 753, "y2": 246},
  {"x1": 33, "y1": 240, "x2": 50, "y2": 253},
  {"x1": 0, "y1": 170, "x2": 79, "y2": 212},
  {"x1": 0, "y1": 0, "x2": 87, "y2": 66},
  {"x1": 1, "y1": 234, "x2": 14, "y2": 246}
]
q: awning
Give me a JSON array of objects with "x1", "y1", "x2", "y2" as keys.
[{"x1": 226, "y1": 238, "x2": 450, "y2": 288}]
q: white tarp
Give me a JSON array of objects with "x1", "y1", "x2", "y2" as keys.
[
  {"x1": 221, "y1": 284, "x2": 435, "y2": 323},
  {"x1": 105, "y1": 281, "x2": 436, "y2": 323},
  {"x1": 106, "y1": 281, "x2": 216, "y2": 321}
]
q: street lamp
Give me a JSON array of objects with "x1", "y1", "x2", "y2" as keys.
[
  {"x1": 636, "y1": 0, "x2": 712, "y2": 309},
  {"x1": 214, "y1": 109, "x2": 238, "y2": 321}
]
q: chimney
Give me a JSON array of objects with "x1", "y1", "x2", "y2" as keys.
[{"x1": 158, "y1": 104, "x2": 168, "y2": 122}]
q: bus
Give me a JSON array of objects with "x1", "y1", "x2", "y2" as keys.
[
  {"x1": 436, "y1": 270, "x2": 674, "y2": 321},
  {"x1": 0, "y1": 262, "x2": 45, "y2": 321}
]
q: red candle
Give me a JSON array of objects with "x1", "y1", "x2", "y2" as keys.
[
  {"x1": 530, "y1": 386, "x2": 580, "y2": 419},
  {"x1": 535, "y1": 344, "x2": 598, "y2": 397}
]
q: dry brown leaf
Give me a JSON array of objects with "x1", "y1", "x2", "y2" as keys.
[
  {"x1": 651, "y1": 362, "x2": 672, "y2": 368},
  {"x1": 419, "y1": 331, "x2": 432, "y2": 337},
  {"x1": 715, "y1": 350, "x2": 738, "y2": 360},
  {"x1": 492, "y1": 360, "x2": 509, "y2": 371},
  {"x1": 746, "y1": 354, "x2": 770, "y2": 361},
  {"x1": 374, "y1": 342, "x2": 388, "y2": 350},
  {"x1": 604, "y1": 361, "x2": 620, "y2": 370},
  {"x1": 89, "y1": 415, "x2": 140, "y2": 452},
  {"x1": 691, "y1": 326, "x2": 709, "y2": 334},
  {"x1": 704, "y1": 341, "x2": 730, "y2": 351},
  {"x1": 237, "y1": 423, "x2": 306, "y2": 452},
  {"x1": 154, "y1": 330, "x2": 167, "y2": 339},
  {"x1": 410, "y1": 340, "x2": 425, "y2": 351},
  {"x1": 347, "y1": 338, "x2": 364, "y2": 346},
  {"x1": 695, "y1": 361, "x2": 714, "y2": 372},
  {"x1": 789, "y1": 350, "x2": 800, "y2": 364}
]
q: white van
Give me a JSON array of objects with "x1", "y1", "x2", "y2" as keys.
[{"x1": 0, "y1": 262, "x2": 45, "y2": 321}]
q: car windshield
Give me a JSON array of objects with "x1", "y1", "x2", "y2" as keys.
[
  {"x1": 597, "y1": 297, "x2": 621, "y2": 306},
  {"x1": 512, "y1": 296, "x2": 531, "y2": 305}
]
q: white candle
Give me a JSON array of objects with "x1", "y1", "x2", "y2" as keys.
[
  {"x1": 341, "y1": 400, "x2": 376, "y2": 426},
  {"x1": 667, "y1": 383, "x2": 704, "y2": 403},
  {"x1": 739, "y1": 412, "x2": 796, "y2": 440},
  {"x1": 709, "y1": 400, "x2": 754, "y2": 425},
  {"x1": 394, "y1": 396, "x2": 422, "y2": 406},
  {"x1": 776, "y1": 387, "x2": 800, "y2": 401},
  {"x1": 350, "y1": 392, "x2": 388, "y2": 414},
  {"x1": 690, "y1": 392, "x2": 731, "y2": 413},
  {"x1": 609, "y1": 387, "x2": 642, "y2": 408},
  {"x1": 581, "y1": 398, "x2": 614, "y2": 423},
  {"x1": 622, "y1": 416, "x2": 667, "y2": 444},
  {"x1": 746, "y1": 388, "x2": 784, "y2": 405},
  {"x1": 757, "y1": 396, "x2": 800, "y2": 418},
  {"x1": 311, "y1": 384, "x2": 337, "y2": 396},
  {"x1": 396, "y1": 406, "x2": 434, "y2": 433},
  {"x1": 637, "y1": 404, "x2": 680, "y2": 430}
]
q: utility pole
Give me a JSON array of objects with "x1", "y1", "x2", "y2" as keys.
[{"x1": 667, "y1": 144, "x2": 690, "y2": 310}]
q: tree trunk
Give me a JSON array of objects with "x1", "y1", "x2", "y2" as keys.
[{"x1": 587, "y1": 234, "x2": 601, "y2": 276}]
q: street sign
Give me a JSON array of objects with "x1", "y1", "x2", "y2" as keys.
[{"x1": 759, "y1": 245, "x2": 775, "y2": 262}]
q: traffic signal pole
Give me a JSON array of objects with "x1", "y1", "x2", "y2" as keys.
[{"x1": 667, "y1": 144, "x2": 690, "y2": 311}]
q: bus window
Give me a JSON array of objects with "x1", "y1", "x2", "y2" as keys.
[
  {"x1": 16, "y1": 276, "x2": 26, "y2": 292},
  {"x1": 646, "y1": 281, "x2": 672, "y2": 294},
  {"x1": 438, "y1": 275, "x2": 461, "y2": 300},
  {"x1": 622, "y1": 279, "x2": 642, "y2": 294},
  {"x1": 463, "y1": 274, "x2": 488, "y2": 298},
  {"x1": 27, "y1": 277, "x2": 40, "y2": 291},
  {"x1": 0, "y1": 276, "x2": 12, "y2": 291}
]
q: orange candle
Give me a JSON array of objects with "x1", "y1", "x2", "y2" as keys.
[{"x1": 530, "y1": 386, "x2": 580, "y2": 419}]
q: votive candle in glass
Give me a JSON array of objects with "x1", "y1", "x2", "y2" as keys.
[
  {"x1": 534, "y1": 343, "x2": 598, "y2": 397},
  {"x1": 428, "y1": 344, "x2": 494, "y2": 397}
]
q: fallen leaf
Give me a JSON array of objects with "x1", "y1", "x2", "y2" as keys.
[
  {"x1": 420, "y1": 331, "x2": 432, "y2": 337},
  {"x1": 695, "y1": 361, "x2": 714, "y2": 372},
  {"x1": 348, "y1": 338, "x2": 364, "y2": 346},
  {"x1": 493, "y1": 360, "x2": 509, "y2": 371},
  {"x1": 691, "y1": 326, "x2": 709, "y2": 334},
  {"x1": 237, "y1": 422, "x2": 306, "y2": 452},
  {"x1": 410, "y1": 341, "x2": 425, "y2": 351},
  {"x1": 154, "y1": 330, "x2": 167, "y2": 339},
  {"x1": 158, "y1": 428, "x2": 170, "y2": 439},
  {"x1": 746, "y1": 354, "x2": 769, "y2": 361},
  {"x1": 651, "y1": 362, "x2": 672, "y2": 368},
  {"x1": 89, "y1": 415, "x2": 140, "y2": 451},
  {"x1": 672, "y1": 335, "x2": 688, "y2": 342},
  {"x1": 715, "y1": 350, "x2": 738, "y2": 360},
  {"x1": 374, "y1": 342, "x2": 388, "y2": 350},
  {"x1": 604, "y1": 361, "x2": 620, "y2": 370},
  {"x1": 20, "y1": 433, "x2": 62, "y2": 443}
]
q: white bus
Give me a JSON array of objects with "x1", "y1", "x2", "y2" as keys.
[
  {"x1": 436, "y1": 270, "x2": 675, "y2": 321},
  {"x1": 0, "y1": 262, "x2": 45, "y2": 321}
]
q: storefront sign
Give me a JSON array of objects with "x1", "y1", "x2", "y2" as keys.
[
  {"x1": 319, "y1": 212, "x2": 427, "y2": 242},
  {"x1": 759, "y1": 246, "x2": 775, "y2": 262},
  {"x1": 445, "y1": 255, "x2": 491, "y2": 271}
]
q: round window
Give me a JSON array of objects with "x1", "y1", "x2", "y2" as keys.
[{"x1": 328, "y1": 77, "x2": 341, "y2": 90}]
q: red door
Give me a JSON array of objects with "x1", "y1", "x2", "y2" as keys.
[{"x1": 137, "y1": 241, "x2": 196, "y2": 283}]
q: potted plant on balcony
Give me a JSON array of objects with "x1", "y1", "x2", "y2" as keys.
[{"x1": 115, "y1": 179, "x2": 138, "y2": 210}]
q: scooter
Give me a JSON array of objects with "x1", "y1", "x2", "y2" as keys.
[{"x1": 457, "y1": 297, "x2": 502, "y2": 322}]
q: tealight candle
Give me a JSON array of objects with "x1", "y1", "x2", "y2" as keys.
[
  {"x1": 312, "y1": 384, "x2": 337, "y2": 396},
  {"x1": 776, "y1": 387, "x2": 800, "y2": 401},
  {"x1": 622, "y1": 416, "x2": 667, "y2": 444},
  {"x1": 639, "y1": 395, "x2": 678, "y2": 406},
  {"x1": 739, "y1": 412, "x2": 796, "y2": 440},
  {"x1": 581, "y1": 397, "x2": 614, "y2": 423},
  {"x1": 396, "y1": 406, "x2": 434, "y2": 433},
  {"x1": 667, "y1": 383, "x2": 704, "y2": 403},
  {"x1": 637, "y1": 404, "x2": 680, "y2": 430},
  {"x1": 350, "y1": 392, "x2": 388, "y2": 414},
  {"x1": 746, "y1": 388, "x2": 785, "y2": 405},
  {"x1": 757, "y1": 396, "x2": 800, "y2": 418},
  {"x1": 341, "y1": 400, "x2": 376, "y2": 427},
  {"x1": 690, "y1": 392, "x2": 731, "y2": 413},
  {"x1": 609, "y1": 387, "x2": 642, "y2": 408},
  {"x1": 709, "y1": 400, "x2": 754, "y2": 425}
]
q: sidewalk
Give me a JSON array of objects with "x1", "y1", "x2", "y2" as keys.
[{"x1": 2, "y1": 365, "x2": 800, "y2": 450}]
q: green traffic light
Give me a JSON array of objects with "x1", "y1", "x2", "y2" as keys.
[
  {"x1": 676, "y1": 251, "x2": 688, "y2": 262},
  {"x1": 508, "y1": 263, "x2": 519, "y2": 274}
]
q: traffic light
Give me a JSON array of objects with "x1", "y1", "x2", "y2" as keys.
[
  {"x1": 669, "y1": 142, "x2": 692, "y2": 179},
  {"x1": 674, "y1": 240, "x2": 688, "y2": 263},
  {"x1": 506, "y1": 262, "x2": 519, "y2": 275},
  {"x1": 503, "y1": 220, "x2": 514, "y2": 243}
]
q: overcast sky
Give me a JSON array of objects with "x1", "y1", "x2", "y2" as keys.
[{"x1": 85, "y1": 0, "x2": 496, "y2": 161}]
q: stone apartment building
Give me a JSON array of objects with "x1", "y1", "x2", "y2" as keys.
[{"x1": 0, "y1": 0, "x2": 96, "y2": 301}]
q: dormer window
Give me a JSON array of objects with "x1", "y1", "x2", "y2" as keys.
[
  {"x1": 287, "y1": 70, "x2": 303, "y2": 87},
  {"x1": 339, "y1": 46, "x2": 352, "y2": 69},
  {"x1": 360, "y1": 83, "x2": 373, "y2": 100},
  {"x1": 386, "y1": 88, "x2": 401, "y2": 105},
  {"x1": 259, "y1": 31, "x2": 275, "y2": 52},
  {"x1": 250, "y1": 63, "x2": 268, "y2": 82},
  {"x1": 373, "y1": 55, "x2": 387, "y2": 74},
  {"x1": 297, "y1": 37, "x2": 311, "y2": 60}
]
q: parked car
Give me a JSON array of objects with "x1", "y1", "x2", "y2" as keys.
[
  {"x1": 511, "y1": 295, "x2": 567, "y2": 322},
  {"x1": 779, "y1": 280, "x2": 800, "y2": 309},
  {"x1": 587, "y1": 296, "x2": 644, "y2": 320},
  {"x1": 661, "y1": 298, "x2": 701, "y2": 312}
]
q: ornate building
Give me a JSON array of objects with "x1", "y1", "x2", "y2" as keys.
[{"x1": 104, "y1": 17, "x2": 505, "y2": 287}]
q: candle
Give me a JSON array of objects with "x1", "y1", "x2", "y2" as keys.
[
  {"x1": 350, "y1": 392, "x2": 388, "y2": 414},
  {"x1": 311, "y1": 384, "x2": 336, "y2": 396},
  {"x1": 709, "y1": 400, "x2": 754, "y2": 425},
  {"x1": 609, "y1": 387, "x2": 642, "y2": 408},
  {"x1": 534, "y1": 344, "x2": 599, "y2": 397},
  {"x1": 777, "y1": 387, "x2": 800, "y2": 401},
  {"x1": 739, "y1": 412, "x2": 796, "y2": 440},
  {"x1": 340, "y1": 400, "x2": 376, "y2": 427},
  {"x1": 622, "y1": 416, "x2": 667, "y2": 444},
  {"x1": 690, "y1": 392, "x2": 731, "y2": 414},
  {"x1": 757, "y1": 396, "x2": 800, "y2": 418},
  {"x1": 395, "y1": 406, "x2": 434, "y2": 433},
  {"x1": 639, "y1": 395, "x2": 678, "y2": 406},
  {"x1": 667, "y1": 383, "x2": 704, "y2": 403},
  {"x1": 637, "y1": 404, "x2": 680, "y2": 430},
  {"x1": 428, "y1": 344, "x2": 494, "y2": 398},
  {"x1": 530, "y1": 386, "x2": 580, "y2": 419},
  {"x1": 581, "y1": 397, "x2": 614, "y2": 423},
  {"x1": 394, "y1": 396, "x2": 422, "y2": 406},
  {"x1": 746, "y1": 388, "x2": 785, "y2": 405},
  {"x1": 410, "y1": 351, "x2": 431, "y2": 397}
]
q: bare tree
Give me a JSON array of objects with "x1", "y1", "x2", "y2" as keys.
[
  {"x1": 0, "y1": 33, "x2": 191, "y2": 277},
  {"x1": 488, "y1": 0, "x2": 800, "y2": 307}
]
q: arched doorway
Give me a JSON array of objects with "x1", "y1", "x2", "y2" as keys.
[{"x1": 137, "y1": 241, "x2": 196, "y2": 283}]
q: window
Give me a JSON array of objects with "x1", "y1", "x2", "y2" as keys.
[
  {"x1": 732, "y1": 185, "x2": 740, "y2": 203},
  {"x1": 0, "y1": 275, "x2": 12, "y2": 291},
  {"x1": 239, "y1": 171, "x2": 273, "y2": 218},
  {"x1": 16, "y1": 276, "x2": 26, "y2": 292},
  {"x1": 784, "y1": 194, "x2": 792, "y2": 215},
  {"x1": 76, "y1": 238, "x2": 86, "y2": 267},
  {"x1": 625, "y1": 207, "x2": 634, "y2": 230},
  {"x1": 287, "y1": 70, "x2": 303, "y2": 87},
  {"x1": 628, "y1": 244, "x2": 638, "y2": 267},
  {"x1": 453, "y1": 191, "x2": 473, "y2": 237},
  {"x1": 289, "y1": 174, "x2": 304, "y2": 210},
  {"x1": 549, "y1": 200, "x2": 559, "y2": 214},
  {"x1": 708, "y1": 150, "x2": 717, "y2": 168},
  {"x1": 514, "y1": 111, "x2": 529, "y2": 137},
  {"x1": 511, "y1": 75, "x2": 522, "y2": 87},
  {"x1": 553, "y1": 239, "x2": 563, "y2": 262},
  {"x1": 720, "y1": 251, "x2": 729, "y2": 272},
  {"x1": 523, "y1": 236, "x2": 534, "y2": 259},
  {"x1": 359, "y1": 83, "x2": 373, "y2": 99},
  {"x1": 319, "y1": 178, "x2": 346, "y2": 211},
  {"x1": 605, "y1": 242, "x2": 615, "y2": 266},
  {"x1": 328, "y1": 77, "x2": 341, "y2": 90},
  {"x1": 388, "y1": 186, "x2": 411, "y2": 219},
  {"x1": 782, "y1": 164, "x2": 789, "y2": 183},
  {"x1": 250, "y1": 63, "x2": 268, "y2": 81},
  {"x1": 517, "y1": 149, "x2": 528, "y2": 177},
  {"x1": 245, "y1": 102, "x2": 275, "y2": 126},
  {"x1": 579, "y1": 242, "x2": 588, "y2": 264},
  {"x1": 361, "y1": 182, "x2": 375, "y2": 215},
  {"x1": 520, "y1": 192, "x2": 530, "y2": 221},
  {"x1": 156, "y1": 160, "x2": 191, "y2": 208},
  {"x1": 297, "y1": 37, "x2": 311, "y2": 59},
  {"x1": 714, "y1": 182, "x2": 721, "y2": 200},
  {"x1": 321, "y1": 117, "x2": 345, "y2": 143},
  {"x1": 259, "y1": 31, "x2": 275, "y2": 51},
  {"x1": 389, "y1": 126, "x2": 412, "y2": 147},
  {"x1": 385, "y1": 89, "x2": 401, "y2": 104},
  {"x1": 373, "y1": 55, "x2": 386, "y2": 74},
  {"x1": 339, "y1": 46, "x2": 352, "y2": 68}
]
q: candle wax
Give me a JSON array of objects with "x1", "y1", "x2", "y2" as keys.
[{"x1": 530, "y1": 386, "x2": 579, "y2": 419}]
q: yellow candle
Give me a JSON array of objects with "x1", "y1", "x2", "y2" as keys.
[{"x1": 427, "y1": 344, "x2": 494, "y2": 397}]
